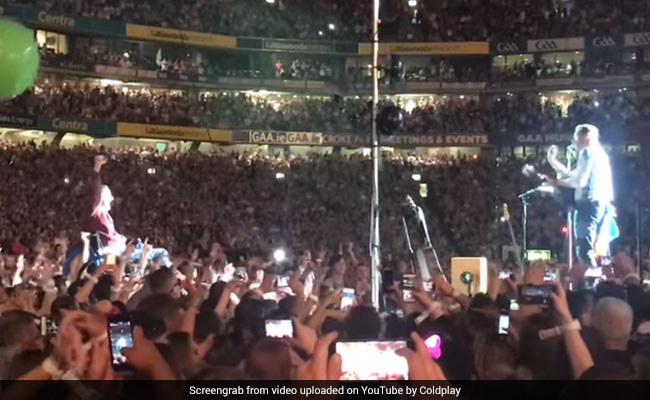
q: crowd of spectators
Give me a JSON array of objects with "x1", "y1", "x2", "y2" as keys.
[
  {"x1": 0, "y1": 144, "x2": 649, "y2": 387},
  {"x1": 9, "y1": 0, "x2": 650, "y2": 41},
  {"x1": 2, "y1": 82, "x2": 648, "y2": 139}
]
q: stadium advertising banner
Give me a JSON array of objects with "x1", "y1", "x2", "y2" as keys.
[
  {"x1": 490, "y1": 39, "x2": 528, "y2": 55},
  {"x1": 0, "y1": 113, "x2": 37, "y2": 129},
  {"x1": 248, "y1": 131, "x2": 324, "y2": 145},
  {"x1": 527, "y1": 37, "x2": 584, "y2": 52},
  {"x1": 263, "y1": 39, "x2": 334, "y2": 53},
  {"x1": 117, "y1": 123, "x2": 233, "y2": 142},
  {"x1": 624, "y1": 32, "x2": 650, "y2": 47},
  {"x1": 38, "y1": 117, "x2": 116, "y2": 137},
  {"x1": 586, "y1": 35, "x2": 624, "y2": 49},
  {"x1": 513, "y1": 133, "x2": 574, "y2": 145},
  {"x1": 238, "y1": 130, "x2": 489, "y2": 147},
  {"x1": 0, "y1": 5, "x2": 124, "y2": 36},
  {"x1": 235, "y1": 38, "x2": 359, "y2": 54},
  {"x1": 125, "y1": 24, "x2": 237, "y2": 49},
  {"x1": 358, "y1": 41, "x2": 489, "y2": 55},
  {"x1": 41, "y1": 57, "x2": 92, "y2": 72}
]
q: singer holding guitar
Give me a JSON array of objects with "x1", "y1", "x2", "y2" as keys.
[{"x1": 545, "y1": 124, "x2": 614, "y2": 268}]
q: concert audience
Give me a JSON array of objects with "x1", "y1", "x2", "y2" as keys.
[
  {"x1": 8, "y1": 0, "x2": 650, "y2": 40},
  {"x1": 0, "y1": 145, "x2": 648, "y2": 388},
  {"x1": 0, "y1": 82, "x2": 647, "y2": 137}
]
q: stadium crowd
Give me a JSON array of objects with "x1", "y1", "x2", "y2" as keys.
[
  {"x1": 0, "y1": 145, "x2": 648, "y2": 388},
  {"x1": 1, "y1": 82, "x2": 647, "y2": 138},
  {"x1": 8, "y1": 0, "x2": 650, "y2": 41}
]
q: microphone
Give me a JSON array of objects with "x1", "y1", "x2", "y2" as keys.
[{"x1": 405, "y1": 195, "x2": 417, "y2": 209}]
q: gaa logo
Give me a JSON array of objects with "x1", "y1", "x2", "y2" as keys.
[
  {"x1": 632, "y1": 33, "x2": 650, "y2": 45},
  {"x1": 495, "y1": 42, "x2": 520, "y2": 53},
  {"x1": 534, "y1": 40, "x2": 559, "y2": 50},
  {"x1": 592, "y1": 36, "x2": 617, "y2": 47}
]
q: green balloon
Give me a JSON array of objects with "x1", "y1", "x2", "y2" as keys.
[{"x1": 0, "y1": 20, "x2": 39, "y2": 100}]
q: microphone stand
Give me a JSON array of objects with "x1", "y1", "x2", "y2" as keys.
[
  {"x1": 565, "y1": 150, "x2": 574, "y2": 270},
  {"x1": 405, "y1": 200, "x2": 446, "y2": 282},
  {"x1": 402, "y1": 216, "x2": 417, "y2": 274},
  {"x1": 519, "y1": 193, "x2": 530, "y2": 268}
]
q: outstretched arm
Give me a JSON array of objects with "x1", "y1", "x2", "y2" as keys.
[{"x1": 89, "y1": 155, "x2": 108, "y2": 212}]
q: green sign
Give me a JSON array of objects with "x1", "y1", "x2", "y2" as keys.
[
  {"x1": 37, "y1": 116, "x2": 116, "y2": 137},
  {"x1": 1, "y1": 4, "x2": 125, "y2": 36}
]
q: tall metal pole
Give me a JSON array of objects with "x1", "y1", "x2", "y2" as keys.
[
  {"x1": 566, "y1": 151, "x2": 573, "y2": 269},
  {"x1": 636, "y1": 202, "x2": 641, "y2": 276},
  {"x1": 370, "y1": 0, "x2": 381, "y2": 309}
]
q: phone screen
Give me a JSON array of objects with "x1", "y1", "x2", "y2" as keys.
[
  {"x1": 498, "y1": 314, "x2": 510, "y2": 335},
  {"x1": 402, "y1": 274, "x2": 416, "y2": 302},
  {"x1": 518, "y1": 284, "x2": 556, "y2": 305},
  {"x1": 234, "y1": 267, "x2": 247, "y2": 281},
  {"x1": 341, "y1": 288, "x2": 355, "y2": 310},
  {"x1": 337, "y1": 341, "x2": 408, "y2": 380},
  {"x1": 276, "y1": 275, "x2": 290, "y2": 288},
  {"x1": 108, "y1": 318, "x2": 134, "y2": 371},
  {"x1": 265, "y1": 319, "x2": 293, "y2": 338},
  {"x1": 106, "y1": 254, "x2": 116, "y2": 265},
  {"x1": 543, "y1": 269, "x2": 557, "y2": 282}
]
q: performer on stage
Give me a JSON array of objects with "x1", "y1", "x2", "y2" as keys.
[{"x1": 546, "y1": 124, "x2": 615, "y2": 268}]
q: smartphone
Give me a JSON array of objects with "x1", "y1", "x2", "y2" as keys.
[
  {"x1": 234, "y1": 267, "x2": 247, "y2": 282},
  {"x1": 401, "y1": 274, "x2": 415, "y2": 302},
  {"x1": 518, "y1": 284, "x2": 556, "y2": 305},
  {"x1": 498, "y1": 270, "x2": 511, "y2": 280},
  {"x1": 337, "y1": 341, "x2": 408, "y2": 380},
  {"x1": 276, "y1": 274, "x2": 290, "y2": 288},
  {"x1": 106, "y1": 254, "x2": 116, "y2": 265},
  {"x1": 340, "y1": 288, "x2": 355, "y2": 310},
  {"x1": 382, "y1": 269, "x2": 394, "y2": 292},
  {"x1": 265, "y1": 319, "x2": 293, "y2": 338},
  {"x1": 107, "y1": 314, "x2": 134, "y2": 371},
  {"x1": 39, "y1": 316, "x2": 54, "y2": 336},
  {"x1": 423, "y1": 281, "x2": 433, "y2": 293},
  {"x1": 498, "y1": 313, "x2": 510, "y2": 335}
]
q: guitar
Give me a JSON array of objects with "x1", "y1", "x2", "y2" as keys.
[{"x1": 522, "y1": 164, "x2": 575, "y2": 208}]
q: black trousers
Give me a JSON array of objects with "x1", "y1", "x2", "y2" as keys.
[{"x1": 573, "y1": 200, "x2": 606, "y2": 268}]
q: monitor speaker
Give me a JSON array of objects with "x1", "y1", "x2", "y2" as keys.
[{"x1": 451, "y1": 257, "x2": 487, "y2": 296}]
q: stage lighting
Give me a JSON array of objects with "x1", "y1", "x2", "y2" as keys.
[
  {"x1": 328, "y1": 23, "x2": 336, "y2": 30},
  {"x1": 63, "y1": 177, "x2": 70, "y2": 184},
  {"x1": 472, "y1": 154, "x2": 479, "y2": 160},
  {"x1": 408, "y1": 0, "x2": 417, "y2": 7},
  {"x1": 265, "y1": 0, "x2": 275, "y2": 3},
  {"x1": 318, "y1": 31, "x2": 323, "y2": 36},
  {"x1": 273, "y1": 249, "x2": 286, "y2": 263},
  {"x1": 561, "y1": 225, "x2": 569, "y2": 235}
]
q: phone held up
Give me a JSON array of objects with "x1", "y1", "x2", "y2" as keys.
[
  {"x1": 518, "y1": 284, "x2": 557, "y2": 306},
  {"x1": 107, "y1": 314, "x2": 134, "y2": 372},
  {"x1": 497, "y1": 312, "x2": 510, "y2": 336},
  {"x1": 401, "y1": 274, "x2": 416, "y2": 302},
  {"x1": 265, "y1": 319, "x2": 293, "y2": 338},
  {"x1": 340, "y1": 288, "x2": 355, "y2": 310}
]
